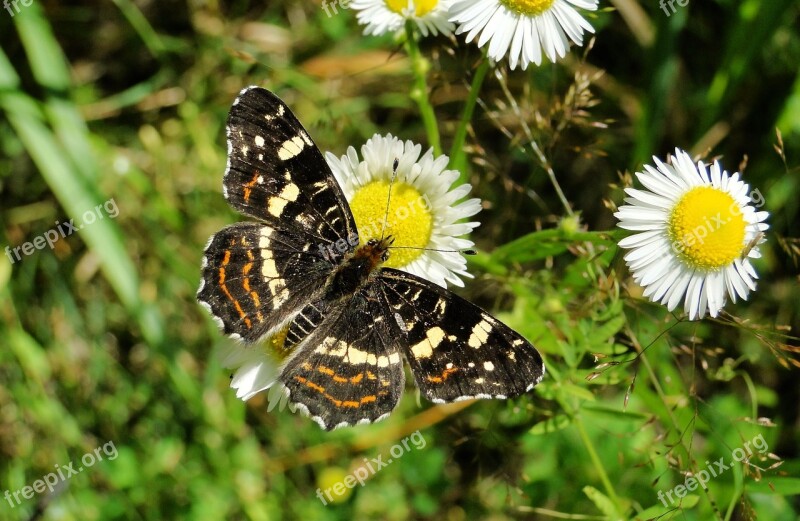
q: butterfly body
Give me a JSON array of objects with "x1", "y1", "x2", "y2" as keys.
[
  {"x1": 198, "y1": 86, "x2": 545, "y2": 430},
  {"x1": 324, "y1": 238, "x2": 391, "y2": 301}
]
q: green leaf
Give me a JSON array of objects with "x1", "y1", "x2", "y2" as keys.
[
  {"x1": 529, "y1": 414, "x2": 572, "y2": 435},
  {"x1": 584, "y1": 314, "x2": 627, "y2": 351},
  {"x1": 747, "y1": 477, "x2": 800, "y2": 495},
  {"x1": 491, "y1": 229, "x2": 568, "y2": 264},
  {"x1": 561, "y1": 383, "x2": 596, "y2": 402},
  {"x1": 582, "y1": 485, "x2": 620, "y2": 520},
  {"x1": 633, "y1": 495, "x2": 699, "y2": 520},
  {"x1": 581, "y1": 404, "x2": 650, "y2": 422}
]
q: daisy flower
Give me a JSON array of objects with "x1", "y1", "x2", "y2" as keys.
[
  {"x1": 449, "y1": 0, "x2": 598, "y2": 69},
  {"x1": 349, "y1": 0, "x2": 455, "y2": 37},
  {"x1": 326, "y1": 133, "x2": 482, "y2": 288},
  {"x1": 219, "y1": 331, "x2": 296, "y2": 412},
  {"x1": 615, "y1": 148, "x2": 769, "y2": 320}
]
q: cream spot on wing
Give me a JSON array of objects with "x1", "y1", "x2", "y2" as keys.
[
  {"x1": 254, "y1": 135, "x2": 265, "y2": 147},
  {"x1": 410, "y1": 326, "x2": 446, "y2": 359},
  {"x1": 468, "y1": 320, "x2": 492, "y2": 349},
  {"x1": 268, "y1": 197, "x2": 288, "y2": 217},
  {"x1": 268, "y1": 278, "x2": 284, "y2": 294},
  {"x1": 315, "y1": 339, "x2": 399, "y2": 367},
  {"x1": 508, "y1": 351, "x2": 516, "y2": 361},
  {"x1": 259, "y1": 228, "x2": 272, "y2": 248},
  {"x1": 474, "y1": 378, "x2": 485, "y2": 384},
  {"x1": 280, "y1": 182, "x2": 300, "y2": 202},
  {"x1": 262, "y1": 258, "x2": 279, "y2": 278},
  {"x1": 278, "y1": 135, "x2": 306, "y2": 160},
  {"x1": 272, "y1": 287, "x2": 289, "y2": 309},
  {"x1": 484, "y1": 361, "x2": 495, "y2": 371}
]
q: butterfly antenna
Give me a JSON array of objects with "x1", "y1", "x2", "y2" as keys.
[
  {"x1": 389, "y1": 246, "x2": 478, "y2": 256},
  {"x1": 379, "y1": 158, "x2": 400, "y2": 241}
]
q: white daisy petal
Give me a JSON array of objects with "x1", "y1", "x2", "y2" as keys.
[
  {"x1": 450, "y1": 0, "x2": 597, "y2": 69},
  {"x1": 616, "y1": 148, "x2": 769, "y2": 320},
  {"x1": 219, "y1": 342, "x2": 295, "y2": 411},
  {"x1": 350, "y1": 0, "x2": 455, "y2": 37}
]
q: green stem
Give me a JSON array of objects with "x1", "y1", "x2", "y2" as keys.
[
  {"x1": 404, "y1": 21, "x2": 441, "y2": 156},
  {"x1": 548, "y1": 366, "x2": 623, "y2": 517},
  {"x1": 573, "y1": 414, "x2": 623, "y2": 514},
  {"x1": 450, "y1": 55, "x2": 490, "y2": 184}
]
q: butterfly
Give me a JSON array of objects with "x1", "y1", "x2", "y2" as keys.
[{"x1": 197, "y1": 86, "x2": 545, "y2": 430}]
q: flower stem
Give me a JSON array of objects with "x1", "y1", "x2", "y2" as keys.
[
  {"x1": 450, "y1": 55, "x2": 490, "y2": 184},
  {"x1": 404, "y1": 20, "x2": 441, "y2": 156},
  {"x1": 573, "y1": 414, "x2": 623, "y2": 513},
  {"x1": 548, "y1": 365, "x2": 624, "y2": 517}
]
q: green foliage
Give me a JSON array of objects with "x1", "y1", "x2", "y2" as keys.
[{"x1": 1, "y1": 1, "x2": 799, "y2": 520}]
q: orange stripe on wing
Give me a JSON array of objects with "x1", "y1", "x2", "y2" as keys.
[
  {"x1": 294, "y1": 376, "x2": 378, "y2": 409},
  {"x1": 317, "y1": 365, "x2": 367, "y2": 384},
  {"x1": 242, "y1": 171, "x2": 261, "y2": 203},
  {"x1": 218, "y1": 249, "x2": 252, "y2": 329},
  {"x1": 241, "y1": 250, "x2": 262, "y2": 317},
  {"x1": 426, "y1": 367, "x2": 458, "y2": 384}
]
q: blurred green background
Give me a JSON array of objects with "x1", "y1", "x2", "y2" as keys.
[{"x1": 1, "y1": 1, "x2": 799, "y2": 520}]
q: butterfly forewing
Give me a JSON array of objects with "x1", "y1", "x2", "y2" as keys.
[
  {"x1": 224, "y1": 86, "x2": 357, "y2": 246},
  {"x1": 378, "y1": 268, "x2": 545, "y2": 403}
]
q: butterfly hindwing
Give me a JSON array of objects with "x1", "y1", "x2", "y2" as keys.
[
  {"x1": 378, "y1": 268, "x2": 545, "y2": 403},
  {"x1": 198, "y1": 221, "x2": 334, "y2": 342},
  {"x1": 224, "y1": 86, "x2": 357, "y2": 246},
  {"x1": 279, "y1": 285, "x2": 405, "y2": 430}
]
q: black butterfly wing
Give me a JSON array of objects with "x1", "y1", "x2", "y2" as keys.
[
  {"x1": 199, "y1": 87, "x2": 357, "y2": 342},
  {"x1": 378, "y1": 268, "x2": 545, "y2": 403},
  {"x1": 198, "y1": 222, "x2": 334, "y2": 342},
  {"x1": 278, "y1": 286, "x2": 405, "y2": 430},
  {"x1": 223, "y1": 86, "x2": 357, "y2": 247}
]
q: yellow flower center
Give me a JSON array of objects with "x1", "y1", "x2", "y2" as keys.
[
  {"x1": 500, "y1": 0, "x2": 555, "y2": 16},
  {"x1": 667, "y1": 186, "x2": 747, "y2": 270},
  {"x1": 349, "y1": 180, "x2": 433, "y2": 269},
  {"x1": 385, "y1": 0, "x2": 438, "y2": 16},
  {"x1": 264, "y1": 326, "x2": 291, "y2": 360}
]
